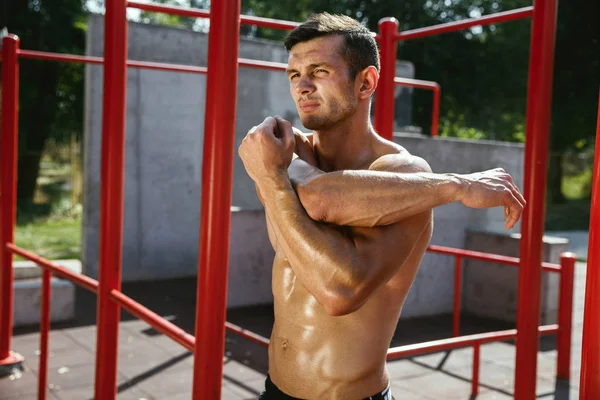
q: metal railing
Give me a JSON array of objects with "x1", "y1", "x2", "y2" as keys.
[{"x1": 1, "y1": 1, "x2": 591, "y2": 399}]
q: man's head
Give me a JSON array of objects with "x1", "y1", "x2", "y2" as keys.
[
  {"x1": 284, "y1": 13, "x2": 380, "y2": 131},
  {"x1": 284, "y1": 13, "x2": 380, "y2": 79}
]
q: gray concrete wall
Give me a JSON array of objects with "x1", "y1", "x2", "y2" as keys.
[
  {"x1": 82, "y1": 15, "x2": 414, "y2": 286},
  {"x1": 462, "y1": 231, "x2": 567, "y2": 325}
]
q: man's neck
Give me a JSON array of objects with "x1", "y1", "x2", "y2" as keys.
[{"x1": 312, "y1": 118, "x2": 378, "y2": 172}]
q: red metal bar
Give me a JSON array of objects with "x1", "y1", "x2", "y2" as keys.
[
  {"x1": 126, "y1": 0, "x2": 209, "y2": 18},
  {"x1": 427, "y1": 245, "x2": 561, "y2": 273},
  {"x1": 396, "y1": 7, "x2": 534, "y2": 41},
  {"x1": 238, "y1": 57, "x2": 287, "y2": 72},
  {"x1": 0, "y1": 34, "x2": 24, "y2": 373},
  {"x1": 393, "y1": 77, "x2": 441, "y2": 136},
  {"x1": 432, "y1": 85, "x2": 440, "y2": 137},
  {"x1": 38, "y1": 270, "x2": 51, "y2": 400},
  {"x1": 386, "y1": 324, "x2": 558, "y2": 360},
  {"x1": 374, "y1": 18, "x2": 399, "y2": 140},
  {"x1": 238, "y1": 15, "x2": 300, "y2": 31},
  {"x1": 556, "y1": 252, "x2": 576, "y2": 380},
  {"x1": 18, "y1": 50, "x2": 208, "y2": 74},
  {"x1": 109, "y1": 290, "x2": 195, "y2": 352},
  {"x1": 126, "y1": 0, "x2": 300, "y2": 30},
  {"x1": 7, "y1": 244, "x2": 98, "y2": 293},
  {"x1": 580, "y1": 91, "x2": 600, "y2": 399},
  {"x1": 453, "y1": 256, "x2": 462, "y2": 337},
  {"x1": 472, "y1": 343, "x2": 480, "y2": 396},
  {"x1": 514, "y1": 1, "x2": 558, "y2": 398},
  {"x1": 18, "y1": 50, "x2": 103, "y2": 65},
  {"x1": 94, "y1": 0, "x2": 128, "y2": 398},
  {"x1": 191, "y1": 0, "x2": 240, "y2": 398},
  {"x1": 225, "y1": 322, "x2": 270, "y2": 348}
]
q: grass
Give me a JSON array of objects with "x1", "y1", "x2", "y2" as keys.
[{"x1": 14, "y1": 217, "x2": 82, "y2": 261}]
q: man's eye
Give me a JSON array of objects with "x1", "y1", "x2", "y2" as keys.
[
  {"x1": 315, "y1": 69, "x2": 327, "y2": 74},
  {"x1": 290, "y1": 73, "x2": 300, "y2": 80}
]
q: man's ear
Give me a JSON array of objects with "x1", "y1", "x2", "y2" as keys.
[{"x1": 356, "y1": 66, "x2": 379, "y2": 100}]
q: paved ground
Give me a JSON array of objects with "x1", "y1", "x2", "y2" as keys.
[{"x1": 0, "y1": 257, "x2": 588, "y2": 400}]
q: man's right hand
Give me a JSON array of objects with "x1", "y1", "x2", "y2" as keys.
[{"x1": 455, "y1": 168, "x2": 526, "y2": 229}]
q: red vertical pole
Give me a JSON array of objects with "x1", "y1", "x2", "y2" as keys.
[
  {"x1": 453, "y1": 256, "x2": 462, "y2": 337},
  {"x1": 38, "y1": 270, "x2": 51, "y2": 400},
  {"x1": 514, "y1": 0, "x2": 558, "y2": 398},
  {"x1": 580, "y1": 91, "x2": 600, "y2": 399},
  {"x1": 374, "y1": 18, "x2": 398, "y2": 141},
  {"x1": 93, "y1": 0, "x2": 128, "y2": 398},
  {"x1": 191, "y1": 0, "x2": 240, "y2": 398},
  {"x1": 431, "y1": 85, "x2": 440, "y2": 137},
  {"x1": 472, "y1": 343, "x2": 480, "y2": 397},
  {"x1": 0, "y1": 34, "x2": 24, "y2": 376},
  {"x1": 556, "y1": 252, "x2": 575, "y2": 380}
]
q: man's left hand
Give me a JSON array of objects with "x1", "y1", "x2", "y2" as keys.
[{"x1": 238, "y1": 116, "x2": 295, "y2": 185}]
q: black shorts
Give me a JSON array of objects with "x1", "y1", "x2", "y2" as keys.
[{"x1": 258, "y1": 375, "x2": 395, "y2": 400}]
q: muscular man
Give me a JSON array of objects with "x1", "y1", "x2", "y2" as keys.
[{"x1": 238, "y1": 12, "x2": 525, "y2": 400}]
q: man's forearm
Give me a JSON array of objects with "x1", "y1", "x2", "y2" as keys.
[
  {"x1": 257, "y1": 175, "x2": 360, "y2": 314},
  {"x1": 289, "y1": 158, "x2": 461, "y2": 227}
]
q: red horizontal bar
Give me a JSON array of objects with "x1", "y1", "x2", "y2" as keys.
[
  {"x1": 394, "y1": 77, "x2": 440, "y2": 91},
  {"x1": 19, "y1": 49, "x2": 286, "y2": 74},
  {"x1": 18, "y1": 50, "x2": 208, "y2": 74},
  {"x1": 109, "y1": 289, "x2": 195, "y2": 352},
  {"x1": 396, "y1": 6, "x2": 533, "y2": 41},
  {"x1": 126, "y1": 1, "x2": 300, "y2": 30},
  {"x1": 238, "y1": 57, "x2": 287, "y2": 72},
  {"x1": 239, "y1": 15, "x2": 300, "y2": 31},
  {"x1": 126, "y1": 0, "x2": 209, "y2": 18},
  {"x1": 127, "y1": 60, "x2": 207, "y2": 74},
  {"x1": 387, "y1": 324, "x2": 558, "y2": 360},
  {"x1": 6, "y1": 243, "x2": 99, "y2": 293},
  {"x1": 18, "y1": 50, "x2": 103, "y2": 65},
  {"x1": 427, "y1": 244, "x2": 561, "y2": 273},
  {"x1": 225, "y1": 321, "x2": 270, "y2": 348}
]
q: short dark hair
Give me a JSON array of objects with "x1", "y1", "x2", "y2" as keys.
[{"x1": 284, "y1": 13, "x2": 380, "y2": 79}]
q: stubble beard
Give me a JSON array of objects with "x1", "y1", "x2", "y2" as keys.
[{"x1": 300, "y1": 92, "x2": 357, "y2": 131}]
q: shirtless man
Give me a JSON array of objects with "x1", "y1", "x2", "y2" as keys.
[{"x1": 238, "y1": 12, "x2": 526, "y2": 400}]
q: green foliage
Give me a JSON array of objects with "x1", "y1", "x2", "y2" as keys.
[
  {"x1": 1, "y1": 0, "x2": 87, "y2": 205},
  {"x1": 15, "y1": 217, "x2": 82, "y2": 261},
  {"x1": 137, "y1": 0, "x2": 210, "y2": 30}
]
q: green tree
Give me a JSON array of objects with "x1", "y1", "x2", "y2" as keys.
[
  {"x1": 1, "y1": 0, "x2": 86, "y2": 209},
  {"x1": 547, "y1": 0, "x2": 599, "y2": 203}
]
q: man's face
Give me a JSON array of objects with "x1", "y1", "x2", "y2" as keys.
[{"x1": 286, "y1": 35, "x2": 357, "y2": 131}]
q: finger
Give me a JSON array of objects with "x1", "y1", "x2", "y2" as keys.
[
  {"x1": 513, "y1": 185, "x2": 526, "y2": 207},
  {"x1": 260, "y1": 117, "x2": 277, "y2": 134},
  {"x1": 275, "y1": 116, "x2": 295, "y2": 148},
  {"x1": 503, "y1": 191, "x2": 524, "y2": 229},
  {"x1": 500, "y1": 172, "x2": 526, "y2": 206},
  {"x1": 506, "y1": 180, "x2": 526, "y2": 210}
]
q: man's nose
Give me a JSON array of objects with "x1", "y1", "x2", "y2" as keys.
[{"x1": 295, "y1": 77, "x2": 315, "y2": 95}]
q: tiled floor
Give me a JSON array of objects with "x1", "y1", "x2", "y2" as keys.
[{"x1": 0, "y1": 261, "x2": 587, "y2": 399}]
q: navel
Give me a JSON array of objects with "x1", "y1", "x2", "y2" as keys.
[{"x1": 282, "y1": 339, "x2": 289, "y2": 351}]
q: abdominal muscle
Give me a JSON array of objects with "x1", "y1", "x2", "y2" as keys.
[{"x1": 267, "y1": 254, "x2": 417, "y2": 399}]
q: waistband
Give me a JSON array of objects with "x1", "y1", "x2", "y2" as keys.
[{"x1": 261, "y1": 375, "x2": 393, "y2": 400}]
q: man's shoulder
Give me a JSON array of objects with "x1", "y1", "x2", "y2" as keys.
[{"x1": 369, "y1": 149, "x2": 432, "y2": 174}]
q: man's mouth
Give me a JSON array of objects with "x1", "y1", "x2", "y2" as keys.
[{"x1": 299, "y1": 101, "x2": 320, "y2": 112}]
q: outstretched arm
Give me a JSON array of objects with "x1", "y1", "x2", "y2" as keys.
[{"x1": 289, "y1": 142, "x2": 525, "y2": 229}]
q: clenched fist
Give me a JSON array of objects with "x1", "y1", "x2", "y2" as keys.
[{"x1": 238, "y1": 116, "x2": 295, "y2": 185}]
